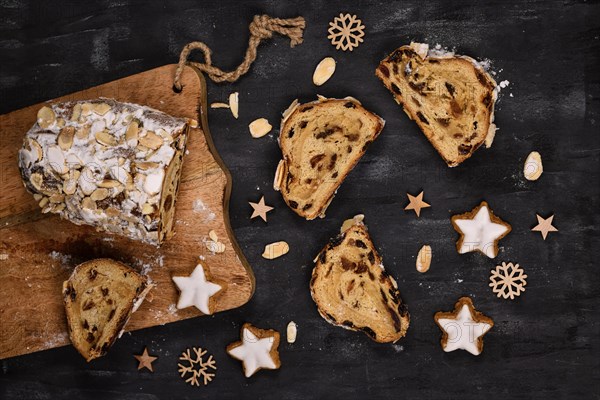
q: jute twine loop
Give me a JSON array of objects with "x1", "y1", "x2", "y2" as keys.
[{"x1": 173, "y1": 15, "x2": 305, "y2": 89}]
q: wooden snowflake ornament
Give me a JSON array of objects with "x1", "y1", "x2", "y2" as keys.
[
  {"x1": 178, "y1": 347, "x2": 217, "y2": 386},
  {"x1": 328, "y1": 13, "x2": 365, "y2": 51},
  {"x1": 489, "y1": 262, "x2": 527, "y2": 300}
]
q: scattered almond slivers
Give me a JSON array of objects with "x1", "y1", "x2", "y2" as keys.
[
  {"x1": 313, "y1": 57, "x2": 336, "y2": 86},
  {"x1": 273, "y1": 160, "x2": 285, "y2": 191},
  {"x1": 281, "y1": 99, "x2": 299, "y2": 125},
  {"x1": 485, "y1": 123, "x2": 497, "y2": 148},
  {"x1": 409, "y1": 42, "x2": 429, "y2": 59},
  {"x1": 524, "y1": 151, "x2": 543, "y2": 181},
  {"x1": 249, "y1": 118, "x2": 272, "y2": 138},
  {"x1": 287, "y1": 321, "x2": 297, "y2": 343},
  {"x1": 340, "y1": 214, "x2": 365, "y2": 233},
  {"x1": 206, "y1": 240, "x2": 226, "y2": 254},
  {"x1": 211, "y1": 102, "x2": 230, "y2": 109},
  {"x1": 206, "y1": 230, "x2": 226, "y2": 254},
  {"x1": 416, "y1": 245, "x2": 432, "y2": 273},
  {"x1": 262, "y1": 241, "x2": 289, "y2": 259},
  {"x1": 229, "y1": 92, "x2": 239, "y2": 119}
]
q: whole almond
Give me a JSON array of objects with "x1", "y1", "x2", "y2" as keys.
[
  {"x1": 287, "y1": 321, "x2": 298, "y2": 343},
  {"x1": 524, "y1": 151, "x2": 543, "y2": 181},
  {"x1": 416, "y1": 245, "x2": 432, "y2": 273}
]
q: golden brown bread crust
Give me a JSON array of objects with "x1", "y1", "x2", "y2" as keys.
[
  {"x1": 376, "y1": 43, "x2": 497, "y2": 167},
  {"x1": 275, "y1": 97, "x2": 385, "y2": 219},
  {"x1": 63, "y1": 258, "x2": 150, "y2": 361},
  {"x1": 310, "y1": 220, "x2": 409, "y2": 343}
]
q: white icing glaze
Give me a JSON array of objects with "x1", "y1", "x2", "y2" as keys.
[
  {"x1": 172, "y1": 264, "x2": 222, "y2": 315},
  {"x1": 454, "y1": 205, "x2": 509, "y2": 258},
  {"x1": 227, "y1": 328, "x2": 277, "y2": 377},
  {"x1": 437, "y1": 304, "x2": 492, "y2": 355}
]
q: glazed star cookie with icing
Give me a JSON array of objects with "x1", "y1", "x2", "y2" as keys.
[
  {"x1": 226, "y1": 323, "x2": 281, "y2": 378},
  {"x1": 434, "y1": 297, "x2": 494, "y2": 356},
  {"x1": 172, "y1": 264, "x2": 223, "y2": 315},
  {"x1": 451, "y1": 201, "x2": 511, "y2": 258}
]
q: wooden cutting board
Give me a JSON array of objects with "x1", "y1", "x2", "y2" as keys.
[{"x1": 0, "y1": 64, "x2": 255, "y2": 360}]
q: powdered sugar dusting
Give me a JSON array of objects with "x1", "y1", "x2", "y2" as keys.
[
  {"x1": 192, "y1": 199, "x2": 216, "y2": 222},
  {"x1": 192, "y1": 199, "x2": 207, "y2": 212},
  {"x1": 49, "y1": 251, "x2": 72, "y2": 268},
  {"x1": 43, "y1": 331, "x2": 69, "y2": 349}
]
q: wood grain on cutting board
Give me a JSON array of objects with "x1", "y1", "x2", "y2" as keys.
[{"x1": 0, "y1": 64, "x2": 255, "y2": 359}]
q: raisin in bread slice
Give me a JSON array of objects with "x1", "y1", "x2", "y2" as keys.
[
  {"x1": 274, "y1": 97, "x2": 385, "y2": 219},
  {"x1": 376, "y1": 42, "x2": 498, "y2": 167},
  {"x1": 63, "y1": 258, "x2": 152, "y2": 361},
  {"x1": 310, "y1": 217, "x2": 409, "y2": 343}
]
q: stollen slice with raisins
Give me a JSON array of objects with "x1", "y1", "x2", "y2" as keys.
[
  {"x1": 376, "y1": 42, "x2": 498, "y2": 167},
  {"x1": 63, "y1": 258, "x2": 152, "y2": 361},
  {"x1": 310, "y1": 216, "x2": 409, "y2": 343},
  {"x1": 274, "y1": 97, "x2": 385, "y2": 219}
]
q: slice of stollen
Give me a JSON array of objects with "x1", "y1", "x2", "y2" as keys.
[
  {"x1": 274, "y1": 96, "x2": 385, "y2": 219},
  {"x1": 376, "y1": 42, "x2": 498, "y2": 167},
  {"x1": 310, "y1": 217, "x2": 409, "y2": 343},
  {"x1": 63, "y1": 258, "x2": 152, "y2": 361}
]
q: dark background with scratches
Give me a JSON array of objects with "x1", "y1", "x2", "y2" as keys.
[{"x1": 1, "y1": 0, "x2": 599, "y2": 399}]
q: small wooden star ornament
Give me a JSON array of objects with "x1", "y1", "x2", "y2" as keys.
[
  {"x1": 134, "y1": 347, "x2": 158, "y2": 372},
  {"x1": 531, "y1": 214, "x2": 558, "y2": 240},
  {"x1": 249, "y1": 196, "x2": 274, "y2": 222},
  {"x1": 404, "y1": 191, "x2": 430, "y2": 217}
]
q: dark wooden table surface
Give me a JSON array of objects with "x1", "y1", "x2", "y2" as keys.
[{"x1": 1, "y1": 1, "x2": 599, "y2": 399}]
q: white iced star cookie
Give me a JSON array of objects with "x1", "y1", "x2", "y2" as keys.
[
  {"x1": 172, "y1": 264, "x2": 223, "y2": 315},
  {"x1": 434, "y1": 297, "x2": 494, "y2": 356},
  {"x1": 226, "y1": 323, "x2": 281, "y2": 378},
  {"x1": 451, "y1": 201, "x2": 511, "y2": 258}
]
